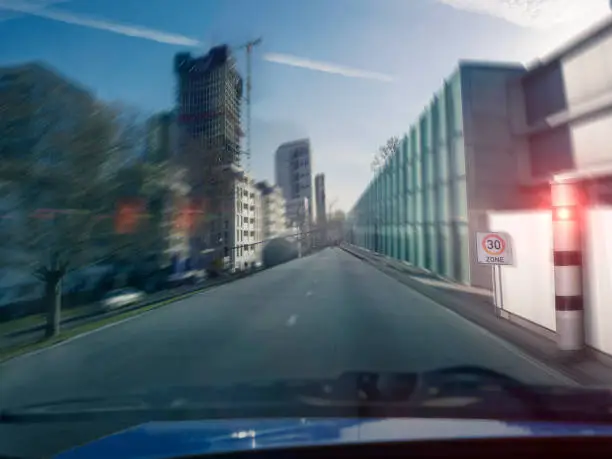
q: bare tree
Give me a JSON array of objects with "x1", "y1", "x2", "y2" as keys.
[
  {"x1": 0, "y1": 64, "x2": 169, "y2": 337},
  {"x1": 371, "y1": 136, "x2": 400, "y2": 172}
]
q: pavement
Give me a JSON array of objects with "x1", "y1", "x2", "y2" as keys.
[
  {"x1": 340, "y1": 243, "x2": 612, "y2": 386},
  {"x1": 0, "y1": 247, "x2": 578, "y2": 457}
]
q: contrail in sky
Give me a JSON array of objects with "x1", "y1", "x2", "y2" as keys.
[
  {"x1": 264, "y1": 52, "x2": 396, "y2": 82},
  {"x1": 0, "y1": 0, "x2": 396, "y2": 82},
  {"x1": 437, "y1": 0, "x2": 608, "y2": 28},
  {"x1": 0, "y1": 0, "x2": 202, "y2": 46}
]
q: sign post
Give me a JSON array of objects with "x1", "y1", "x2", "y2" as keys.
[{"x1": 476, "y1": 232, "x2": 513, "y2": 314}]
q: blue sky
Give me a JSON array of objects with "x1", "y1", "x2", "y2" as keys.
[{"x1": 0, "y1": 0, "x2": 609, "y2": 211}]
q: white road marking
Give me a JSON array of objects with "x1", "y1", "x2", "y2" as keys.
[{"x1": 286, "y1": 315, "x2": 298, "y2": 327}]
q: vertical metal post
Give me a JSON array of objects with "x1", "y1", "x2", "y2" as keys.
[
  {"x1": 551, "y1": 180, "x2": 584, "y2": 352},
  {"x1": 491, "y1": 265, "x2": 504, "y2": 314},
  {"x1": 491, "y1": 265, "x2": 498, "y2": 313},
  {"x1": 497, "y1": 265, "x2": 504, "y2": 312}
]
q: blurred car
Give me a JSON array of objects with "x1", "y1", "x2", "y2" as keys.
[{"x1": 100, "y1": 288, "x2": 145, "y2": 311}]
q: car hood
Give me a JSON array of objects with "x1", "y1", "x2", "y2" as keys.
[{"x1": 55, "y1": 417, "x2": 612, "y2": 459}]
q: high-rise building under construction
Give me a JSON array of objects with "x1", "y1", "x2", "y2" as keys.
[
  {"x1": 174, "y1": 45, "x2": 257, "y2": 270},
  {"x1": 174, "y1": 45, "x2": 243, "y2": 176}
]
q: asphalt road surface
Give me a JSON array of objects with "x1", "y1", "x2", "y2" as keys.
[{"x1": 0, "y1": 248, "x2": 571, "y2": 457}]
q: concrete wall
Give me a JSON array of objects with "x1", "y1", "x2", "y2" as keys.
[
  {"x1": 488, "y1": 211, "x2": 556, "y2": 332},
  {"x1": 489, "y1": 206, "x2": 612, "y2": 357},
  {"x1": 522, "y1": 20, "x2": 612, "y2": 180},
  {"x1": 584, "y1": 207, "x2": 612, "y2": 355},
  {"x1": 571, "y1": 112, "x2": 612, "y2": 169},
  {"x1": 460, "y1": 64, "x2": 529, "y2": 289}
]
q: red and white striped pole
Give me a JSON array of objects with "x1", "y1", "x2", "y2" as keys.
[{"x1": 551, "y1": 179, "x2": 584, "y2": 352}]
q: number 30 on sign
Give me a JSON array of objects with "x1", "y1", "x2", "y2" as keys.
[{"x1": 476, "y1": 232, "x2": 513, "y2": 265}]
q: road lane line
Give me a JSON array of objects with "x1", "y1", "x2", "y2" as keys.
[
  {"x1": 286, "y1": 315, "x2": 298, "y2": 327},
  {"x1": 349, "y1": 256, "x2": 577, "y2": 385}
]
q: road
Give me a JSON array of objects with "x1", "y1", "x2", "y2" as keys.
[{"x1": 0, "y1": 248, "x2": 570, "y2": 457}]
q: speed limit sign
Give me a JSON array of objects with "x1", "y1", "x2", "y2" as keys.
[{"x1": 476, "y1": 232, "x2": 513, "y2": 265}]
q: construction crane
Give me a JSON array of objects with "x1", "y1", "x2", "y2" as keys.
[{"x1": 235, "y1": 37, "x2": 262, "y2": 172}]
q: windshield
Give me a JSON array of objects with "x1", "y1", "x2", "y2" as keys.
[{"x1": 2, "y1": 1, "x2": 612, "y2": 458}]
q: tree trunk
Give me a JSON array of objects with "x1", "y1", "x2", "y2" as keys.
[{"x1": 45, "y1": 274, "x2": 62, "y2": 338}]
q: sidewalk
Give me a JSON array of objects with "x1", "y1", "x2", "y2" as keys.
[{"x1": 341, "y1": 243, "x2": 612, "y2": 386}]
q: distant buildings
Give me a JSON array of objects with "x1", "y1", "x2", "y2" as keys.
[
  {"x1": 145, "y1": 111, "x2": 177, "y2": 163},
  {"x1": 274, "y1": 138, "x2": 314, "y2": 228},
  {"x1": 315, "y1": 173, "x2": 326, "y2": 225},
  {"x1": 256, "y1": 181, "x2": 287, "y2": 239}
]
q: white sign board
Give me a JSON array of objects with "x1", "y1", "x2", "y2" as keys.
[{"x1": 476, "y1": 232, "x2": 513, "y2": 265}]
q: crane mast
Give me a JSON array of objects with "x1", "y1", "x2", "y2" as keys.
[{"x1": 237, "y1": 37, "x2": 262, "y2": 172}]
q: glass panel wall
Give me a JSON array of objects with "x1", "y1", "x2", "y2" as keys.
[{"x1": 349, "y1": 68, "x2": 470, "y2": 284}]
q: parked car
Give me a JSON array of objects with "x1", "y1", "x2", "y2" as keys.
[{"x1": 100, "y1": 288, "x2": 145, "y2": 311}]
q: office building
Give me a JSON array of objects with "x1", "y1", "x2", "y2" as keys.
[
  {"x1": 256, "y1": 181, "x2": 287, "y2": 239},
  {"x1": 145, "y1": 111, "x2": 177, "y2": 163},
  {"x1": 275, "y1": 139, "x2": 314, "y2": 227},
  {"x1": 314, "y1": 173, "x2": 327, "y2": 246},
  {"x1": 315, "y1": 173, "x2": 326, "y2": 224}
]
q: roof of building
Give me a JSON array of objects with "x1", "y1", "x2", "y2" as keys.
[
  {"x1": 457, "y1": 60, "x2": 525, "y2": 72},
  {"x1": 276, "y1": 138, "x2": 310, "y2": 150},
  {"x1": 256, "y1": 180, "x2": 282, "y2": 195},
  {"x1": 174, "y1": 45, "x2": 231, "y2": 74},
  {"x1": 525, "y1": 15, "x2": 612, "y2": 74}
]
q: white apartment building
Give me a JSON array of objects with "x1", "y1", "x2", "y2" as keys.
[
  {"x1": 274, "y1": 139, "x2": 314, "y2": 227},
  {"x1": 256, "y1": 181, "x2": 287, "y2": 239},
  {"x1": 229, "y1": 169, "x2": 263, "y2": 270}
]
